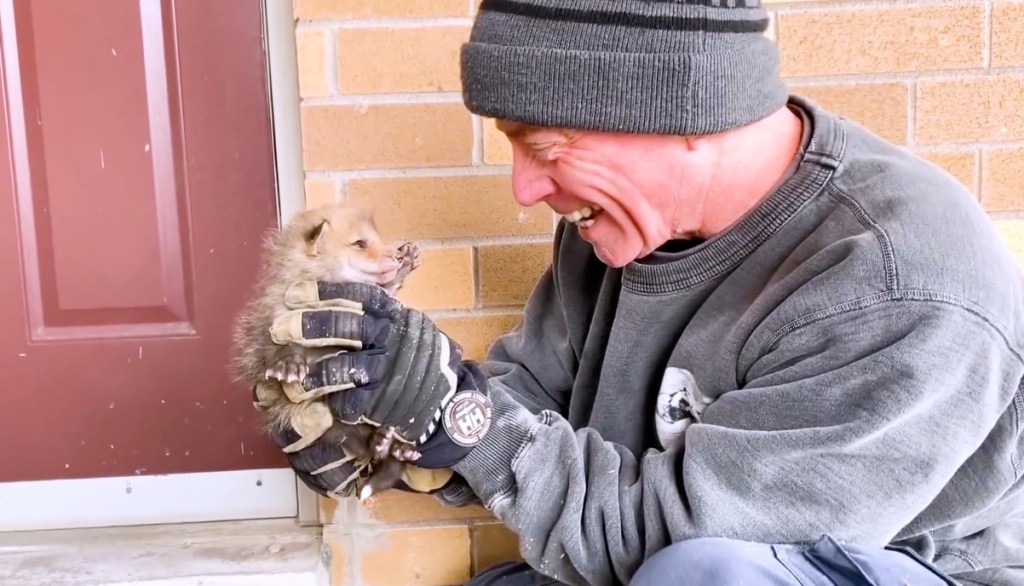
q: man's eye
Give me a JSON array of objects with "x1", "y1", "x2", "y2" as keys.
[
  {"x1": 524, "y1": 141, "x2": 558, "y2": 160},
  {"x1": 351, "y1": 240, "x2": 367, "y2": 249},
  {"x1": 527, "y1": 141, "x2": 555, "y2": 151}
]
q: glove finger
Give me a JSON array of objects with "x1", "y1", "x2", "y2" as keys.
[
  {"x1": 252, "y1": 381, "x2": 279, "y2": 410},
  {"x1": 278, "y1": 349, "x2": 387, "y2": 403},
  {"x1": 374, "y1": 314, "x2": 467, "y2": 446},
  {"x1": 288, "y1": 439, "x2": 367, "y2": 499},
  {"x1": 269, "y1": 307, "x2": 394, "y2": 350},
  {"x1": 318, "y1": 350, "x2": 390, "y2": 424},
  {"x1": 307, "y1": 282, "x2": 403, "y2": 348},
  {"x1": 284, "y1": 280, "x2": 404, "y2": 320},
  {"x1": 266, "y1": 403, "x2": 374, "y2": 499},
  {"x1": 284, "y1": 280, "x2": 365, "y2": 310},
  {"x1": 315, "y1": 281, "x2": 404, "y2": 320},
  {"x1": 266, "y1": 399, "x2": 336, "y2": 455},
  {"x1": 270, "y1": 306, "x2": 363, "y2": 348}
]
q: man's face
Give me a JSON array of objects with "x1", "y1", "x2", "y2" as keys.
[{"x1": 495, "y1": 120, "x2": 705, "y2": 268}]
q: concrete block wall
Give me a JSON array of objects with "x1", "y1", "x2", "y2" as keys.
[{"x1": 291, "y1": 1, "x2": 1024, "y2": 583}]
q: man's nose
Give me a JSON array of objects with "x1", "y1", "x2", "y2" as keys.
[{"x1": 510, "y1": 148, "x2": 556, "y2": 206}]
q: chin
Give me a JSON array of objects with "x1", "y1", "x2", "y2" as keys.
[
  {"x1": 587, "y1": 233, "x2": 641, "y2": 268},
  {"x1": 592, "y1": 245, "x2": 637, "y2": 268}
]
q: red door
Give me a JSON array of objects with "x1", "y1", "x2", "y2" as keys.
[{"x1": 0, "y1": 0, "x2": 285, "y2": 483}]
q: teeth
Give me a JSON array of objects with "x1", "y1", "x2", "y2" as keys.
[
  {"x1": 563, "y1": 205, "x2": 601, "y2": 224},
  {"x1": 579, "y1": 218, "x2": 595, "y2": 229}
]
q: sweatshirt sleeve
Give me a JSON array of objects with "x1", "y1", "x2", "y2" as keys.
[
  {"x1": 479, "y1": 256, "x2": 579, "y2": 416},
  {"x1": 452, "y1": 296, "x2": 1024, "y2": 586}
]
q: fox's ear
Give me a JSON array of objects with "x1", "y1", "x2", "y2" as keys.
[{"x1": 304, "y1": 219, "x2": 329, "y2": 256}]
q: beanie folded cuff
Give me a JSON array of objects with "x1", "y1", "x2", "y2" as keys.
[{"x1": 460, "y1": 36, "x2": 789, "y2": 136}]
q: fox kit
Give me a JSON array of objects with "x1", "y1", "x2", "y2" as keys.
[{"x1": 232, "y1": 203, "x2": 421, "y2": 500}]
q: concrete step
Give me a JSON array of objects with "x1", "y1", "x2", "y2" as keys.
[{"x1": 0, "y1": 519, "x2": 328, "y2": 586}]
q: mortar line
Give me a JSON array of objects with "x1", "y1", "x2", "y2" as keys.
[
  {"x1": 471, "y1": 245, "x2": 483, "y2": 309},
  {"x1": 988, "y1": 210, "x2": 1024, "y2": 222},
  {"x1": 771, "y1": 0, "x2": 983, "y2": 14},
  {"x1": 305, "y1": 166, "x2": 512, "y2": 180},
  {"x1": 321, "y1": 500, "x2": 359, "y2": 586},
  {"x1": 324, "y1": 28, "x2": 339, "y2": 96},
  {"x1": 472, "y1": 114, "x2": 485, "y2": 167},
  {"x1": 335, "y1": 176, "x2": 347, "y2": 203},
  {"x1": 767, "y1": 9, "x2": 778, "y2": 42},
  {"x1": 983, "y1": 0, "x2": 993, "y2": 69},
  {"x1": 414, "y1": 234, "x2": 555, "y2": 248},
  {"x1": 426, "y1": 307, "x2": 530, "y2": 319},
  {"x1": 974, "y1": 146, "x2": 983, "y2": 202},
  {"x1": 912, "y1": 139, "x2": 1024, "y2": 151},
  {"x1": 917, "y1": 139, "x2": 1024, "y2": 150},
  {"x1": 912, "y1": 144, "x2": 1000, "y2": 153},
  {"x1": 906, "y1": 80, "x2": 917, "y2": 147},
  {"x1": 784, "y1": 67, "x2": 1024, "y2": 86},
  {"x1": 470, "y1": 528, "x2": 480, "y2": 576},
  {"x1": 302, "y1": 93, "x2": 464, "y2": 106},
  {"x1": 348, "y1": 530, "x2": 358, "y2": 586},
  {"x1": 350, "y1": 515, "x2": 496, "y2": 530},
  {"x1": 297, "y1": 17, "x2": 474, "y2": 29}
]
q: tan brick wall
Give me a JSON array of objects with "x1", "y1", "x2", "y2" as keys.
[
  {"x1": 292, "y1": 1, "x2": 1024, "y2": 583},
  {"x1": 769, "y1": 0, "x2": 1024, "y2": 215},
  {"x1": 293, "y1": 1, "x2": 532, "y2": 582}
]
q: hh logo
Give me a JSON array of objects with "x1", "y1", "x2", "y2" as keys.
[
  {"x1": 456, "y1": 404, "x2": 487, "y2": 433},
  {"x1": 654, "y1": 367, "x2": 712, "y2": 451},
  {"x1": 443, "y1": 390, "x2": 492, "y2": 447}
]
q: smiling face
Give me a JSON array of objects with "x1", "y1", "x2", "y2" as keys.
[
  {"x1": 494, "y1": 105, "x2": 809, "y2": 268},
  {"x1": 496, "y1": 120, "x2": 714, "y2": 268}
]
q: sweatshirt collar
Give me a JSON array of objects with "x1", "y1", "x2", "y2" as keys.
[{"x1": 621, "y1": 95, "x2": 847, "y2": 295}]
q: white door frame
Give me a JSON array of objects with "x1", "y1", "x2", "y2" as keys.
[
  {"x1": 0, "y1": 0, "x2": 318, "y2": 533},
  {"x1": 263, "y1": 0, "x2": 322, "y2": 526}
]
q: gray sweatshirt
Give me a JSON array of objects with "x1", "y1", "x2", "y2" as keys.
[{"x1": 451, "y1": 96, "x2": 1024, "y2": 586}]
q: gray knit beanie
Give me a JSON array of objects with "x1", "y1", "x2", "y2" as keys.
[{"x1": 460, "y1": 0, "x2": 789, "y2": 136}]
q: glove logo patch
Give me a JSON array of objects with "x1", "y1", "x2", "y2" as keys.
[{"x1": 442, "y1": 391, "x2": 491, "y2": 447}]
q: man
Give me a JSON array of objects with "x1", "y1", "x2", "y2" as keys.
[{"x1": 269, "y1": 1, "x2": 1024, "y2": 584}]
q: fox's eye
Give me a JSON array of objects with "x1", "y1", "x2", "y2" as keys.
[{"x1": 351, "y1": 239, "x2": 367, "y2": 249}]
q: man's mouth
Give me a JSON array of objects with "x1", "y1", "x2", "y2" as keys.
[{"x1": 562, "y1": 205, "x2": 602, "y2": 229}]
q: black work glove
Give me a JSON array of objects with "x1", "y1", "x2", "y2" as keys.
[
  {"x1": 269, "y1": 280, "x2": 494, "y2": 471},
  {"x1": 254, "y1": 379, "x2": 476, "y2": 501}
]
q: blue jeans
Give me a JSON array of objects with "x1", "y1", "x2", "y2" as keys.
[{"x1": 465, "y1": 535, "x2": 957, "y2": 585}]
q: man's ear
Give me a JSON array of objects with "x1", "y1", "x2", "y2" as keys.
[{"x1": 304, "y1": 220, "x2": 329, "y2": 256}]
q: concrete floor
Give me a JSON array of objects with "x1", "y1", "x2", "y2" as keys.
[{"x1": 0, "y1": 518, "x2": 327, "y2": 586}]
